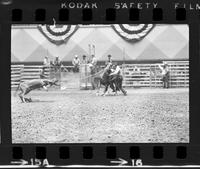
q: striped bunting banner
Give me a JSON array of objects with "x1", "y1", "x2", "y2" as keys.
[
  {"x1": 38, "y1": 25, "x2": 79, "y2": 45},
  {"x1": 112, "y1": 24, "x2": 154, "y2": 42}
]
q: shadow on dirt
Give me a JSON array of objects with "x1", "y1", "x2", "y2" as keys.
[{"x1": 22, "y1": 99, "x2": 55, "y2": 103}]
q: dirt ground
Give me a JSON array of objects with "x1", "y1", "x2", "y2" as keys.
[{"x1": 11, "y1": 88, "x2": 189, "y2": 143}]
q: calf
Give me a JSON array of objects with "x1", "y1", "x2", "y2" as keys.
[{"x1": 16, "y1": 78, "x2": 58, "y2": 103}]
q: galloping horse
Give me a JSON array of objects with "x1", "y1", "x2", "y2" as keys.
[{"x1": 92, "y1": 63, "x2": 116, "y2": 96}]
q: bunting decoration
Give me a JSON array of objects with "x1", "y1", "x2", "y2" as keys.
[
  {"x1": 38, "y1": 25, "x2": 79, "y2": 45},
  {"x1": 112, "y1": 24, "x2": 154, "y2": 42}
]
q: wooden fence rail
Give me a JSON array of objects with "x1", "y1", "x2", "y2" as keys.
[
  {"x1": 11, "y1": 61, "x2": 189, "y2": 89},
  {"x1": 122, "y1": 61, "x2": 189, "y2": 88},
  {"x1": 11, "y1": 65, "x2": 24, "y2": 88},
  {"x1": 11, "y1": 65, "x2": 68, "y2": 88}
]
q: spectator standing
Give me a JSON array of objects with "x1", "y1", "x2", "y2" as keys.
[
  {"x1": 43, "y1": 56, "x2": 50, "y2": 68},
  {"x1": 90, "y1": 55, "x2": 97, "y2": 67},
  {"x1": 43, "y1": 56, "x2": 49, "y2": 65},
  {"x1": 159, "y1": 62, "x2": 170, "y2": 88},
  {"x1": 82, "y1": 55, "x2": 87, "y2": 64},
  {"x1": 72, "y1": 55, "x2": 80, "y2": 72},
  {"x1": 53, "y1": 56, "x2": 62, "y2": 72},
  {"x1": 89, "y1": 54, "x2": 98, "y2": 89},
  {"x1": 39, "y1": 67, "x2": 47, "y2": 79},
  {"x1": 88, "y1": 54, "x2": 97, "y2": 74},
  {"x1": 106, "y1": 54, "x2": 112, "y2": 65},
  {"x1": 54, "y1": 56, "x2": 62, "y2": 67}
]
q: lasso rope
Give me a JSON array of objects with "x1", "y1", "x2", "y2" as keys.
[{"x1": 79, "y1": 69, "x2": 105, "y2": 81}]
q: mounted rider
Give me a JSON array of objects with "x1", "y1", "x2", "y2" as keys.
[
  {"x1": 110, "y1": 62, "x2": 122, "y2": 81},
  {"x1": 109, "y1": 62, "x2": 127, "y2": 95},
  {"x1": 99, "y1": 62, "x2": 115, "y2": 95}
]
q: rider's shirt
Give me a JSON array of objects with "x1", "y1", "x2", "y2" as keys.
[{"x1": 110, "y1": 66, "x2": 121, "y2": 76}]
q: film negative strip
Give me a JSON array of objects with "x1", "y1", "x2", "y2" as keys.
[{"x1": 0, "y1": 0, "x2": 200, "y2": 168}]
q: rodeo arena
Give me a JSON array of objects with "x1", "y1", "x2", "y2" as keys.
[{"x1": 11, "y1": 24, "x2": 189, "y2": 143}]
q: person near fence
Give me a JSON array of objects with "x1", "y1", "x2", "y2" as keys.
[
  {"x1": 39, "y1": 66, "x2": 47, "y2": 79},
  {"x1": 53, "y1": 56, "x2": 62, "y2": 72},
  {"x1": 72, "y1": 55, "x2": 81, "y2": 72},
  {"x1": 89, "y1": 54, "x2": 97, "y2": 68},
  {"x1": 43, "y1": 56, "x2": 50, "y2": 69},
  {"x1": 43, "y1": 56, "x2": 50, "y2": 67},
  {"x1": 159, "y1": 63, "x2": 170, "y2": 88},
  {"x1": 89, "y1": 54, "x2": 98, "y2": 89},
  {"x1": 82, "y1": 55, "x2": 87, "y2": 64},
  {"x1": 106, "y1": 54, "x2": 112, "y2": 65}
]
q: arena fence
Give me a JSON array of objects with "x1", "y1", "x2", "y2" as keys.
[
  {"x1": 122, "y1": 61, "x2": 189, "y2": 88},
  {"x1": 11, "y1": 65, "x2": 73, "y2": 89},
  {"x1": 11, "y1": 65, "x2": 24, "y2": 88},
  {"x1": 11, "y1": 61, "x2": 189, "y2": 89},
  {"x1": 80, "y1": 64, "x2": 92, "y2": 89}
]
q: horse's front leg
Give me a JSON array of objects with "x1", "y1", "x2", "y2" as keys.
[
  {"x1": 113, "y1": 82, "x2": 118, "y2": 96},
  {"x1": 118, "y1": 79, "x2": 127, "y2": 96},
  {"x1": 102, "y1": 84, "x2": 109, "y2": 96},
  {"x1": 110, "y1": 82, "x2": 115, "y2": 92}
]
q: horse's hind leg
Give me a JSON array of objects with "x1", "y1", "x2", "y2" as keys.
[
  {"x1": 119, "y1": 81, "x2": 127, "y2": 96},
  {"x1": 102, "y1": 84, "x2": 109, "y2": 96},
  {"x1": 121, "y1": 87, "x2": 127, "y2": 96},
  {"x1": 110, "y1": 82, "x2": 116, "y2": 93}
]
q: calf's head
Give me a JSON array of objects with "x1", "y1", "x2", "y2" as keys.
[{"x1": 44, "y1": 78, "x2": 59, "y2": 86}]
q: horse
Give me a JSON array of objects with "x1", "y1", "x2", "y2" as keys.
[
  {"x1": 92, "y1": 63, "x2": 118, "y2": 96},
  {"x1": 93, "y1": 63, "x2": 127, "y2": 96},
  {"x1": 109, "y1": 73, "x2": 127, "y2": 96}
]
